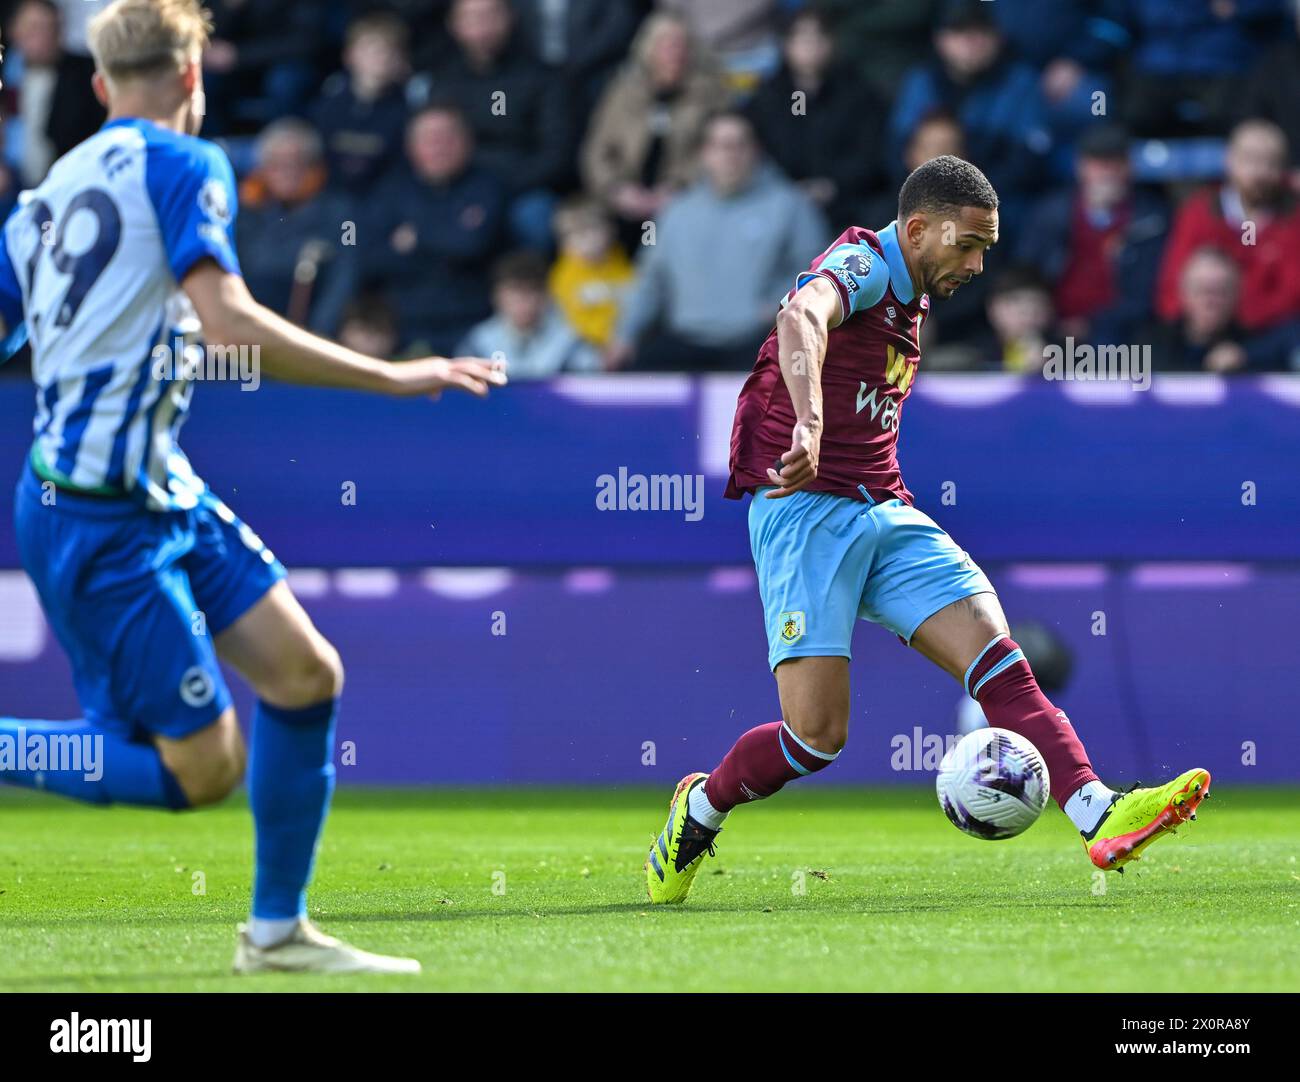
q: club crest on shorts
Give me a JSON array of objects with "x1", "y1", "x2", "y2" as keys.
[
  {"x1": 779, "y1": 611, "x2": 805, "y2": 644},
  {"x1": 179, "y1": 665, "x2": 216, "y2": 708}
]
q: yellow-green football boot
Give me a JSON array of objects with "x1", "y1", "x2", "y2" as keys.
[
  {"x1": 645, "y1": 772, "x2": 719, "y2": 904},
  {"x1": 1084, "y1": 768, "x2": 1211, "y2": 871}
]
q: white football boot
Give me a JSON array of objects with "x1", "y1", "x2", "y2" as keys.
[{"x1": 232, "y1": 918, "x2": 421, "y2": 975}]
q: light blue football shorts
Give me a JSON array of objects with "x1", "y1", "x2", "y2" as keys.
[{"x1": 749, "y1": 485, "x2": 995, "y2": 670}]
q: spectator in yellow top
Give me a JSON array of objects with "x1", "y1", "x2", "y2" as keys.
[{"x1": 548, "y1": 198, "x2": 635, "y2": 350}]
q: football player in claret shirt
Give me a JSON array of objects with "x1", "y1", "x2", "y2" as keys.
[{"x1": 644, "y1": 156, "x2": 1211, "y2": 903}]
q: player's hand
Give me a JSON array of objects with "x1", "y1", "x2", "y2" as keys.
[
  {"x1": 384, "y1": 356, "x2": 508, "y2": 399},
  {"x1": 765, "y1": 421, "x2": 820, "y2": 498}
]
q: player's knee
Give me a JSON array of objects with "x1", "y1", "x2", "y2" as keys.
[
  {"x1": 787, "y1": 709, "x2": 849, "y2": 756},
  {"x1": 302, "y1": 638, "x2": 344, "y2": 701},
  {"x1": 161, "y1": 709, "x2": 246, "y2": 808},
  {"x1": 269, "y1": 637, "x2": 343, "y2": 708},
  {"x1": 177, "y1": 747, "x2": 245, "y2": 807}
]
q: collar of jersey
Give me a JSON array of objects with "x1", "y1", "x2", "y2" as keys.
[
  {"x1": 876, "y1": 221, "x2": 915, "y2": 305},
  {"x1": 100, "y1": 116, "x2": 155, "y2": 133}
]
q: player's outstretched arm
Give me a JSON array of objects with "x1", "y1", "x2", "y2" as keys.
[
  {"x1": 765, "y1": 274, "x2": 839, "y2": 498},
  {"x1": 182, "y1": 261, "x2": 507, "y2": 398}
]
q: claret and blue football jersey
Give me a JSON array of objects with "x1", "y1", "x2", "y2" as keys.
[
  {"x1": 727, "y1": 221, "x2": 991, "y2": 667},
  {"x1": 726, "y1": 221, "x2": 930, "y2": 506}
]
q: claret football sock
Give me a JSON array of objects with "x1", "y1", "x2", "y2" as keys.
[
  {"x1": 0, "y1": 716, "x2": 189, "y2": 809},
  {"x1": 704, "y1": 720, "x2": 840, "y2": 813},
  {"x1": 248, "y1": 697, "x2": 338, "y2": 924},
  {"x1": 965, "y1": 636, "x2": 1105, "y2": 816}
]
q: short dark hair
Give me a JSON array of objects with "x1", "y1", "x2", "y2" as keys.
[
  {"x1": 1076, "y1": 123, "x2": 1130, "y2": 161},
  {"x1": 988, "y1": 264, "x2": 1049, "y2": 299},
  {"x1": 938, "y1": 0, "x2": 997, "y2": 32},
  {"x1": 699, "y1": 109, "x2": 755, "y2": 149},
  {"x1": 779, "y1": 6, "x2": 832, "y2": 38},
  {"x1": 492, "y1": 250, "x2": 549, "y2": 290},
  {"x1": 346, "y1": 12, "x2": 409, "y2": 52},
  {"x1": 897, "y1": 154, "x2": 998, "y2": 220},
  {"x1": 411, "y1": 99, "x2": 469, "y2": 133},
  {"x1": 342, "y1": 294, "x2": 398, "y2": 335}
]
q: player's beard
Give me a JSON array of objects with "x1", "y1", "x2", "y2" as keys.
[
  {"x1": 919, "y1": 250, "x2": 949, "y2": 298},
  {"x1": 921, "y1": 251, "x2": 970, "y2": 299}
]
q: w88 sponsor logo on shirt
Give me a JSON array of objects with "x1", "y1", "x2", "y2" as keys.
[{"x1": 854, "y1": 346, "x2": 914, "y2": 433}]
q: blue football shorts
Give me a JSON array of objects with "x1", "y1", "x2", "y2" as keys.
[{"x1": 13, "y1": 465, "x2": 285, "y2": 741}]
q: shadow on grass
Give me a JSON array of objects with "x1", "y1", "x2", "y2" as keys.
[
  {"x1": 0, "y1": 969, "x2": 240, "y2": 991},
  {"x1": 0, "y1": 891, "x2": 1121, "y2": 931},
  {"x1": 303, "y1": 895, "x2": 1119, "y2": 922}
]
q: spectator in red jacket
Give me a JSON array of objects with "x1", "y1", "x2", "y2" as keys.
[
  {"x1": 1017, "y1": 125, "x2": 1169, "y2": 346},
  {"x1": 1155, "y1": 118, "x2": 1300, "y2": 331}
]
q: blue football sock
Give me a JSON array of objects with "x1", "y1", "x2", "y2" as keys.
[
  {"x1": 0, "y1": 716, "x2": 189, "y2": 809},
  {"x1": 248, "y1": 697, "x2": 338, "y2": 921}
]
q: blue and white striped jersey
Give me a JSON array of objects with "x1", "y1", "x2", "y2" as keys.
[{"x1": 0, "y1": 117, "x2": 241, "y2": 511}]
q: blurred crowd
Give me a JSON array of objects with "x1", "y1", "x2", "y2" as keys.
[{"x1": 3, "y1": 0, "x2": 1300, "y2": 376}]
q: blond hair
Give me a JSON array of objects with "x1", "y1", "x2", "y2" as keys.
[{"x1": 88, "y1": 0, "x2": 212, "y2": 83}]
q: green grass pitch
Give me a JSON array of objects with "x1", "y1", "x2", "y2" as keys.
[{"x1": 0, "y1": 785, "x2": 1296, "y2": 992}]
